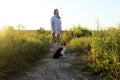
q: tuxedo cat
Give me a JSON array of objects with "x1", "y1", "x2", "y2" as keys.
[{"x1": 53, "y1": 43, "x2": 66, "y2": 59}]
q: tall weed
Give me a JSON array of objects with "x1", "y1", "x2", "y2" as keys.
[
  {"x1": 90, "y1": 29, "x2": 120, "y2": 80},
  {"x1": 0, "y1": 28, "x2": 49, "y2": 79}
]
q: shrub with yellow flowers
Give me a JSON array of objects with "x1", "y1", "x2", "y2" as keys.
[{"x1": 89, "y1": 28, "x2": 120, "y2": 80}]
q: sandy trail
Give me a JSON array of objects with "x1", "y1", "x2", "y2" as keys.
[{"x1": 13, "y1": 50, "x2": 98, "y2": 80}]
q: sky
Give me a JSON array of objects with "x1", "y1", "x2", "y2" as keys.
[{"x1": 0, "y1": 0, "x2": 120, "y2": 30}]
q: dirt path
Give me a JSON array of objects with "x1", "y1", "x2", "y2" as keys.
[{"x1": 13, "y1": 51, "x2": 98, "y2": 80}]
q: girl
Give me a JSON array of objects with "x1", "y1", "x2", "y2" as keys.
[{"x1": 50, "y1": 9, "x2": 62, "y2": 51}]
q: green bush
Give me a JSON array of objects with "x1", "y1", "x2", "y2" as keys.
[
  {"x1": 72, "y1": 25, "x2": 91, "y2": 37},
  {"x1": 67, "y1": 27, "x2": 120, "y2": 80},
  {"x1": 61, "y1": 30, "x2": 73, "y2": 43},
  {"x1": 0, "y1": 27, "x2": 50, "y2": 79},
  {"x1": 89, "y1": 28, "x2": 120, "y2": 80},
  {"x1": 68, "y1": 37, "x2": 91, "y2": 53},
  {"x1": 61, "y1": 25, "x2": 91, "y2": 43}
]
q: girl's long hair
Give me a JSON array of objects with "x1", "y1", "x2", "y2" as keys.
[{"x1": 54, "y1": 9, "x2": 60, "y2": 19}]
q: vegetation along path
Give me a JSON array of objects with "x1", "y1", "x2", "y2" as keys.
[{"x1": 12, "y1": 49, "x2": 99, "y2": 80}]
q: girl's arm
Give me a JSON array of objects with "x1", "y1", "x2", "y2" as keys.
[
  {"x1": 60, "y1": 19, "x2": 62, "y2": 33},
  {"x1": 51, "y1": 17, "x2": 55, "y2": 34},
  {"x1": 51, "y1": 22, "x2": 54, "y2": 33}
]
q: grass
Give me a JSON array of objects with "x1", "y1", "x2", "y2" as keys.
[
  {"x1": 0, "y1": 28, "x2": 50, "y2": 80},
  {"x1": 67, "y1": 27, "x2": 120, "y2": 80},
  {"x1": 1, "y1": 25, "x2": 120, "y2": 80},
  {"x1": 68, "y1": 37, "x2": 91, "y2": 54},
  {"x1": 89, "y1": 29, "x2": 120, "y2": 80}
]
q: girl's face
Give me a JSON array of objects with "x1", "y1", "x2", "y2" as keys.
[{"x1": 55, "y1": 9, "x2": 59, "y2": 15}]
